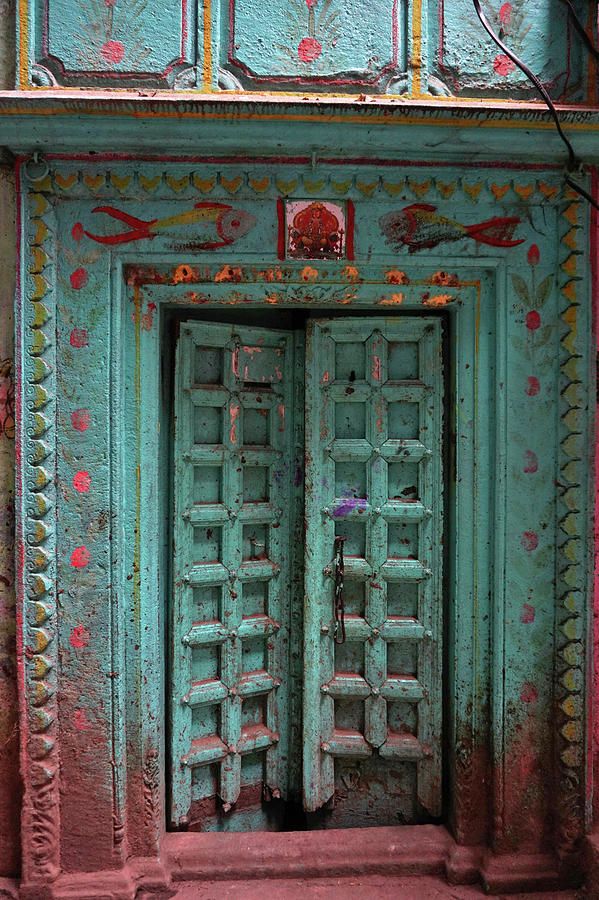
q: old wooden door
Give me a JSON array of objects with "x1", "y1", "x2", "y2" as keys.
[{"x1": 169, "y1": 316, "x2": 444, "y2": 831}]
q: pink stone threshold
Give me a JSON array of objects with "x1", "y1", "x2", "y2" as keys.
[{"x1": 146, "y1": 877, "x2": 579, "y2": 899}]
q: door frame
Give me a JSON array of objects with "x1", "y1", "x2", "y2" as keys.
[{"x1": 116, "y1": 261, "x2": 494, "y2": 855}]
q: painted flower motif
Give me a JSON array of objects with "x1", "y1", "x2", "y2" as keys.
[
  {"x1": 527, "y1": 243, "x2": 540, "y2": 266},
  {"x1": 305, "y1": 0, "x2": 317, "y2": 7},
  {"x1": 526, "y1": 310, "x2": 541, "y2": 331},
  {"x1": 493, "y1": 53, "x2": 515, "y2": 76},
  {"x1": 298, "y1": 36, "x2": 322, "y2": 62},
  {"x1": 104, "y1": 0, "x2": 117, "y2": 6},
  {"x1": 101, "y1": 39, "x2": 125, "y2": 64},
  {"x1": 499, "y1": 2, "x2": 512, "y2": 26}
]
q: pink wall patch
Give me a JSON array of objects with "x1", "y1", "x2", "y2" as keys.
[
  {"x1": 69, "y1": 624, "x2": 91, "y2": 648},
  {"x1": 73, "y1": 470, "x2": 91, "y2": 493},
  {"x1": 71, "y1": 408, "x2": 91, "y2": 432},
  {"x1": 526, "y1": 376, "x2": 540, "y2": 396},
  {"x1": 520, "y1": 682, "x2": 539, "y2": 704},
  {"x1": 70, "y1": 267, "x2": 89, "y2": 290},
  {"x1": 70, "y1": 327, "x2": 89, "y2": 348},
  {"x1": 73, "y1": 709, "x2": 91, "y2": 731},
  {"x1": 70, "y1": 546, "x2": 90, "y2": 568},
  {"x1": 521, "y1": 531, "x2": 539, "y2": 552},
  {"x1": 523, "y1": 450, "x2": 539, "y2": 473}
]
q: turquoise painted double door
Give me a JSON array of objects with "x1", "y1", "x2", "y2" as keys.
[{"x1": 169, "y1": 315, "x2": 444, "y2": 831}]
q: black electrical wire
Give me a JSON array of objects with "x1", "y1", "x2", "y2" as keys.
[
  {"x1": 559, "y1": 0, "x2": 599, "y2": 61},
  {"x1": 472, "y1": 0, "x2": 599, "y2": 212}
]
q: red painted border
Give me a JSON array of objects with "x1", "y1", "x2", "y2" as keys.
[
  {"x1": 228, "y1": 0, "x2": 398, "y2": 87},
  {"x1": 277, "y1": 197, "x2": 285, "y2": 260},
  {"x1": 346, "y1": 198, "x2": 355, "y2": 260},
  {"x1": 41, "y1": 152, "x2": 563, "y2": 171}
]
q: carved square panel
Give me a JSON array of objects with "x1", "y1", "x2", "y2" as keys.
[
  {"x1": 223, "y1": 0, "x2": 405, "y2": 91},
  {"x1": 25, "y1": 0, "x2": 197, "y2": 87}
]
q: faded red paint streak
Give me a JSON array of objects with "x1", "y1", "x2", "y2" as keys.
[
  {"x1": 520, "y1": 682, "x2": 538, "y2": 704},
  {"x1": 70, "y1": 545, "x2": 91, "y2": 568},
  {"x1": 141, "y1": 302, "x2": 156, "y2": 331},
  {"x1": 73, "y1": 470, "x2": 91, "y2": 493},
  {"x1": 71, "y1": 408, "x2": 91, "y2": 432},
  {"x1": 69, "y1": 624, "x2": 91, "y2": 648},
  {"x1": 498, "y1": 706, "x2": 553, "y2": 853},
  {"x1": 229, "y1": 404, "x2": 240, "y2": 444},
  {"x1": 521, "y1": 603, "x2": 536, "y2": 624},
  {"x1": 523, "y1": 450, "x2": 538, "y2": 473},
  {"x1": 521, "y1": 531, "x2": 539, "y2": 551},
  {"x1": 70, "y1": 267, "x2": 89, "y2": 290},
  {"x1": 73, "y1": 709, "x2": 91, "y2": 731},
  {"x1": 526, "y1": 376, "x2": 540, "y2": 396},
  {"x1": 372, "y1": 356, "x2": 382, "y2": 381},
  {"x1": 71, "y1": 222, "x2": 84, "y2": 241},
  {"x1": 277, "y1": 403, "x2": 286, "y2": 433},
  {"x1": 70, "y1": 327, "x2": 89, "y2": 348}
]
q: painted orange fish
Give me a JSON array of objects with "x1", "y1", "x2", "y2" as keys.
[
  {"x1": 83, "y1": 202, "x2": 257, "y2": 249},
  {"x1": 380, "y1": 203, "x2": 524, "y2": 253}
]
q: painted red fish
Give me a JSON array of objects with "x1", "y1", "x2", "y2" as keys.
[
  {"x1": 379, "y1": 204, "x2": 524, "y2": 253},
  {"x1": 83, "y1": 202, "x2": 256, "y2": 248}
]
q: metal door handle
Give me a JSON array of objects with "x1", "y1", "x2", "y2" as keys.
[{"x1": 333, "y1": 536, "x2": 346, "y2": 645}]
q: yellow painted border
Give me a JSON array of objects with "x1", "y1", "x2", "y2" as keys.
[
  {"x1": 3, "y1": 102, "x2": 599, "y2": 135},
  {"x1": 411, "y1": 0, "x2": 423, "y2": 99},
  {"x1": 18, "y1": 0, "x2": 29, "y2": 90},
  {"x1": 202, "y1": 0, "x2": 213, "y2": 92}
]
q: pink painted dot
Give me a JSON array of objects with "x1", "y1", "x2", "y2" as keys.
[
  {"x1": 526, "y1": 376, "x2": 540, "y2": 397},
  {"x1": 521, "y1": 603, "x2": 536, "y2": 624},
  {"x1": 520, "y1": 682, "x2": 538, "y2": 704},
  {"x1": 70, "y1": 545, "x2": 90, "y2": 568},
  {"x1": 523, "y1": 450, "x2": 538, "y2": 474},
  {"x1": 71, "y1": 408, "x2": 91, "y2": 432},
  {"x1": 71, "y1": 222, "x2": 85, "y2": 242},
  {"x1": 101, "y1": 39, "x2": 125, "y2": 64},
  {"x1": 521, "y1": 531, "x2": 539, "y2": 552},
  {"x1": 298, "y1": 36, "x2": 322, "y2": 62},
  {"x1": 69, "y1": 624, "x2": 90, "y2": 648},
  {"x1": 70, "y1": 327, "x2": 89, "y2": 348},
  {"x1": 526, "y1": 310, "x2": 541, "y2": 331},
  {"x1": 493, "y1": 53, "x2": 515, "y2": 76},
  {"x1": 73, "y1": 709, "x2": 91, "y2": 731},
  {"x1": 70, "y1": 267, "x2": 88, "y2": 290},
  {"x1": 527, "y1": 243, "x2": 540, "y2": 267},
  {"x1": 73, "y1": 470, "x2": 91, "y2": 493}
]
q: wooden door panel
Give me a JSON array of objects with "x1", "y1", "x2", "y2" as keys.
[
  {"x1": 304, "y1": 317, "x2": 444, "y2": 824},
  {"x1": 170, "y1": 321, "x2": 295, "y2": 829}
]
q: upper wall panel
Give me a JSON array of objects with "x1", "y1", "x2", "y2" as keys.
[{"x1": 17, "y1": 0, "x2": 594, "y2": 102}]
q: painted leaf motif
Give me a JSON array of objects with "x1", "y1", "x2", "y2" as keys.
[
  {"x1": 530, "y1": 325, "x2": 553, "y2": 347},
  {"x1": 511, "y1": 273, "x2": 530, "y2": 305},
  {"x1": 534, "y1": 274, "x2": 554, "y2": 309}
]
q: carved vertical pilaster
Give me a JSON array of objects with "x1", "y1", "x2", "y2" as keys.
[{"x1": 17, "y1": 171, "x2": 60, "y2": 887}]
